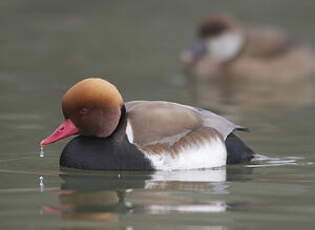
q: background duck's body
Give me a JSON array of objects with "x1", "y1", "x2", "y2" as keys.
[{"x1": 182, "y1": 15, "x2": 315, "y2": 79}]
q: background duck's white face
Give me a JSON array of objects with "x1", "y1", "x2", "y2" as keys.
[
  {"x1": 205, "y1": 31, "x2": 244, "y2": 62},
  {"x1": 180, "y1": 14, "x2": 245, "y2": 65},
  {"x1": 181, "y1": 32, "x2": 244, "y2": 65}
]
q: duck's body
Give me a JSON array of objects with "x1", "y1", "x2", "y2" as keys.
[
  {"x1": 41, "y1": 79, "x2": 255, "y2": 171},
  {"x1": 181, "y1": 14, "x2": 315, "y2": 79},
  {"x1": 60, "y1": 101, "x2": 253, "y2": 170}
]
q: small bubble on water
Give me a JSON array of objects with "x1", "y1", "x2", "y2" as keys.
[
  {"x1": 40, "y1": 146, "x2": 45, "y2": 158},
  {"x1": 39, "y1": 176, "x2": 45, "y2": 192}
]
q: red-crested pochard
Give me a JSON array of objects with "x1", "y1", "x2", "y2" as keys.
[
  {"x1": 40, "y1": 78, "x2": 255, "y2": 170},
  {"x1": 181, "y1": 14, "x2": 315, "y2": 79}
]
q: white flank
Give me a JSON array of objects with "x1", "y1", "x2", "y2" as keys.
[
  {"x1": 207, "y1": 32, "x2": 244, "y2": 62},
  {"x1": 147, "y1": 168, "x2": 226, "y2": 183},
  {"x1": 144, "y1": 136, "x2": 227, "y2": 170},
  {"x1": 125, "y1": 120, "x2": 134, "y2": 143}
]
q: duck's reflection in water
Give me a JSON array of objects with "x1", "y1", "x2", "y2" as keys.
[
  {"x1": 186, "y1": 75, "x2": 315, "y2": 113},
  {"x1": 43, "y1": 167, "x2": 253, "y2": 229},
  {"x1": 144, "y1": 168, "x2": 227, "y2": 193}
]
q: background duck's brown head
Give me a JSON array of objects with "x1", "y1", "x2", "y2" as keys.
[
  {"x1": 198, "y1": 14, "x2": 239, "y2": 39},
  {"x1": 181, "y1": 14, "x2": 245, "y2": 65}
]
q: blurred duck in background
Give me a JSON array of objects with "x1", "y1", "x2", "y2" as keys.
[{"x1": 180, "y1": 14, "x2": 315, "y2": 79}]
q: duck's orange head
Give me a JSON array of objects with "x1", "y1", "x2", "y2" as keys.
[{"x1": 41, "y1": 78, "x2": 124, "y2": 146}]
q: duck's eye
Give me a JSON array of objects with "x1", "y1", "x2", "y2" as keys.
[{"x1": 80, "y1": 107, "x2": 89, "y2": 115}]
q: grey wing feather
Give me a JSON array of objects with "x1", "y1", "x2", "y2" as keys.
[
  {"x1": 182, "y1": 104, "x2": 246, "y2": 139},
  {"x1": 126, "y1": 101, "x2": 244, "y2": 140}
]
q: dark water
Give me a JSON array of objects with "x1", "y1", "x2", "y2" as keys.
[{"x1": 1, "y1": 1, "x2": 315, "y2": 229}]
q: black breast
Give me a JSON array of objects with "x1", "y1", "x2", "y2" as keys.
[{"x1": 60, "y1": 135, "x2": 154, "y2": 170}]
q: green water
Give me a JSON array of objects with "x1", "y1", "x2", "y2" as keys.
[{"x1": 1, "y1": 1, "x2": 315, "y2": 229}]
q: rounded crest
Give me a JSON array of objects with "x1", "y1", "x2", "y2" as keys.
[{"x1": 62, "y1": 78, "x2": 123, "y2": 118}]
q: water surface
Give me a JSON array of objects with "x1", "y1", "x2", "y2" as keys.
[{"x1": 1, "y1": 1, "x2": 315, "y2": 229}]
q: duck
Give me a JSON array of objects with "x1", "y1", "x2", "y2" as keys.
[
  {"x1": 180, "y1": 14, "x2": 315, "y2": 79},
  {"x1": 40, "y1": 78, "x2": 255, "y2": 170}
]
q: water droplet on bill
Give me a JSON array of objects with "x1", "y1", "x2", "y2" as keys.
[
  {"x1": 40, "y1": 146, "x2": 45, "y2": 158},
  {"x1": 39, "y1": 176, "x2": 45, "y2": 192}
]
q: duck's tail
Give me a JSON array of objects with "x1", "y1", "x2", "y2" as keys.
[{"x1": 225, "y1": 133, "x2": 255, "y2": 164}]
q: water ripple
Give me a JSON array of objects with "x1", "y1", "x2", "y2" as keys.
[{"x1": 246, "y1": 154, "x2": 315, "y2": 168}]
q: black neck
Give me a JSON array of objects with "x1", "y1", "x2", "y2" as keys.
[
  {"x1": 60, "y1": 105, "x2": 154, "y2": 170},
  {"x1": 110, "y1": 105, "x2": 128, "y2": 142}
]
